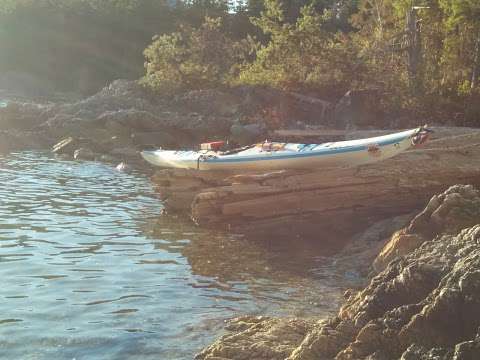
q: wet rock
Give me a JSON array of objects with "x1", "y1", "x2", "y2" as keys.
[
  {"x1": 73, "y1": 148, "x2": 96, "y2": 161},
  {"x1": 195, "y1": 316, "x2": 314, "y2": 360}
]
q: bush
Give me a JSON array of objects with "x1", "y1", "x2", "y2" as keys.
[{"x1": 141, "y1": 17, "x2": 252, "y2": 95}]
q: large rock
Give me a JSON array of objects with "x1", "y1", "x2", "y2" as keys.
[
  {"x1": 374, "y1": 185, "x2": 480, "y2": 272},
  {"x1": 196, "y1": 316, "x2": 314, "y2": 360}
]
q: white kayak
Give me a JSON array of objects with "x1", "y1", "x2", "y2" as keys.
[{"x1": 141, "y1": 127, "x2": 430, "y2": 171}]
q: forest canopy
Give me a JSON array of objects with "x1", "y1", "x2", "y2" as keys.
[{"x1": 0, "y1": 0, "x2": 479, "y2": 123}]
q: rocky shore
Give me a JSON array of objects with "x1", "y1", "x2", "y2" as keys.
[
  {"x1": 0, "y1": 79, "x2": 430, "y2": 171},
  {"x1": 0, "y1": 79, "x2": 352, "y2": 169},
  {"x1": 196, "y1": 185, "x2": 480, "y2": 359},
  {"x1": 2, "y1": 80, "x2": 480, "y2": 359}
]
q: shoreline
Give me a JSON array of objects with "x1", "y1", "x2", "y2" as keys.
[
  {"x1": 2, "y1": 82, "x2": 480, "y2": 359},
  {"x1": 196, "y1": 185, "x2": 480, "y2": 359}
]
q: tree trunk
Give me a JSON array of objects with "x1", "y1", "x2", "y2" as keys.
[
  {"x1": 471, "y1": 29, "x2": 480, "y2": 90},
  {"x1": 406, "y1": 8, "x2": 422, "y2": 94}
]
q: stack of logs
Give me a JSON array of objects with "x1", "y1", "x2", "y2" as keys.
[{"x1": 151, "y1": 128, "x2": 480, "y2": 240}]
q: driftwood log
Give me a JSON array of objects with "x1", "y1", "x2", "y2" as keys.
[{"x1": 150, "y1": 127, "x2": 480, "y2": 240}]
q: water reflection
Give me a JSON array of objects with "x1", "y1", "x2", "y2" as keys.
[
  {"x1": 0, "y1": 152, "x2": 354, "y2": 360},
  {"x1": 152, "y1": 215, "x2": 343, "y2": 281}
]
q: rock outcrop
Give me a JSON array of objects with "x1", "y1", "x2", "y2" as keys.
[
  {"x1": 197, "y1": 186, "x2": 480, "y2": 360},
  {"x1": 374, "y1": 185, "x2": 480, "y2": 272},
  {"x1": 196, "y1": 316, "x2": 315, "y2": 360}
]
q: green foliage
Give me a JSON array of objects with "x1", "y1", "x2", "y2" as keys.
[
  {"x1": 236, "y1": 1, "x2": 367, "y2": 97},
  {"x1": 0, "y1": 0, "x2": 479, "y2": 124},
  {"x1": 142, "y1": 17, "x2": 253, "y2": 95}
]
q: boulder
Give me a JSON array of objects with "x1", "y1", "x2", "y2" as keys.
[
  {"x1": 373, "y1": 185, "x2": 480, "y2": 272},
  {"x1": 196, "y1": 316, "x2": 314, "y2": 360}
]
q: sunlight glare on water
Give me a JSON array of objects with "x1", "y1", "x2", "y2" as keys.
[{"x1": 0, "y1": 152, "x2": 349, "y2": 359}]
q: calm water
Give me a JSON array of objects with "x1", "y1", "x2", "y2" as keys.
[{"x1": 0, "y1": 152, "x2": 353, "y2": 360}]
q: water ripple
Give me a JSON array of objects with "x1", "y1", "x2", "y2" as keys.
[{"x1": 0, "y1": 151, "x2": 351, "y2": 360}]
